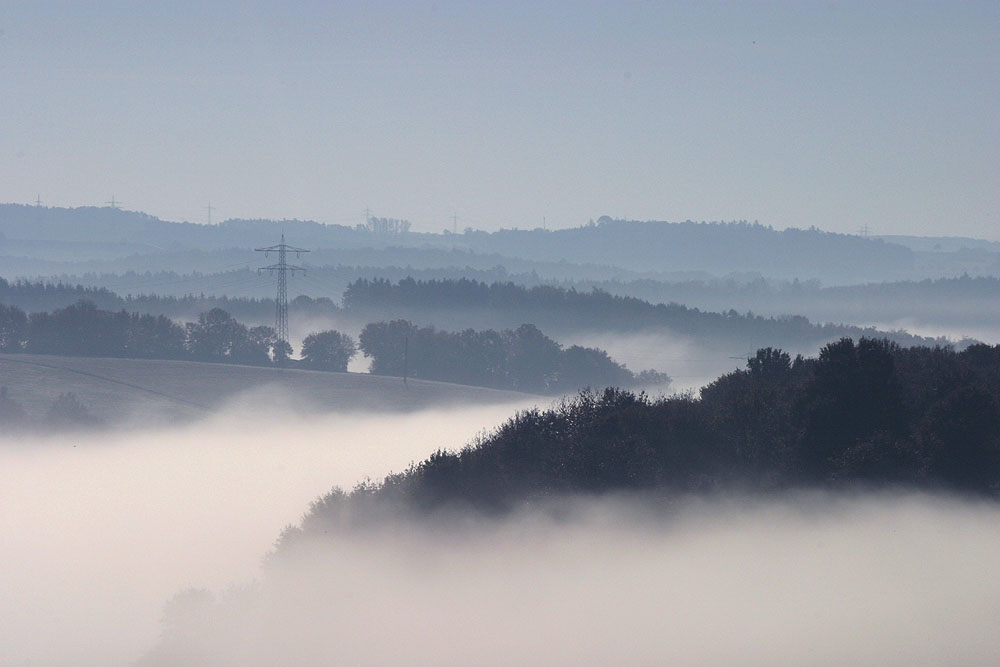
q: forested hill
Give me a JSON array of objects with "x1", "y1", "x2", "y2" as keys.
[
  {"x1": 1, "y1": 276, "x2": 959, "y2": 355},
  {"x1": 0, "y1": 276, "x2": 964, "y2": 354},
  {"x1": 459, "y1": 218, "x2": 916, "y2": 281},
  {"x1": 0, "y1": 205, "x2": 937, "y2": 282},
  {"x1": 0, "y1": 204, "x2": 423, "y2": 249},
  {"x1": 278, "y1": 340, "x2": 1000, "y2": 547},
  {"x1": 0, "y1": 277, "x2": 329, "y2": 322},
  {"x1": 342, "y1": 278, "x2": 951, "y2": 351}
]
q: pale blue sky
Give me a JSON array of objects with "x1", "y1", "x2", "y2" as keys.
[{"x1": 1, "y1": 1, "x2": 997, "y2": 238}]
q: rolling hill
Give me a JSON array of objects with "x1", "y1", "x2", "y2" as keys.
[
  {"x1": 6, "y1": 204, "x2": 999, "y2": 284},
  {"x1": 0, "y1": 353, "x2": 532, "y2": 427}
]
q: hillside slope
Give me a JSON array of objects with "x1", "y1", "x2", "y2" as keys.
[{"x1": 0, "y1": 354, "x2": 531, "y2": 426}]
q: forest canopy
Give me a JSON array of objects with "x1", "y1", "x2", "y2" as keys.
[
  {"x1": 342, "y1": 277, "x2": 951, "y2": 350},
  {"x1": 280, "y1": 338, "x2": 1000, "y2": 549},
  {"x1": 359, "y1": 320, "x2": 667, "y2": 393}
]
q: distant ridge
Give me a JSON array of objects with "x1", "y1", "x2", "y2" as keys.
[
  {"x1": 0, "y1": 204, "x2": 912, "y2": 280},
  {"x1": 3, "y1": 204, "x2": 998, "y2": 283}
]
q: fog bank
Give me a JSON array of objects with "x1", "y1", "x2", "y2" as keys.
[
  {"x1": 0, "y1": 399, "x2": 530, "y2": 665},
  {"x1": 148, "y1": 493, "x2": 1000, "y2": 666},
  {"x1": 2, "y1": 398, "x2": 998, "y2": 665},
  {"x1": 563, "y1": 330, "x2": 754, "y2": 394}
]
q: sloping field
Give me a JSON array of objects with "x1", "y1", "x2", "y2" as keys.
[{"x1": 0, "y1": 353, "x2": 532, "y2": 425}]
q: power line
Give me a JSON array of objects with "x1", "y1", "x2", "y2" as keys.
[{"x1": 255, "y1": 234, "x2": 309, "y2": 343}]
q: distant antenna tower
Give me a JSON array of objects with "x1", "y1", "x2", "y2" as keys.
[
  {"x1": 858, "y1": 224, "x2": 870, "y2": 237},
  {"x1": 452, "y1": 212, "x2": 458, "y2": 234},
  {"x1": 105, "y1": 195, "x2": 121, "y2": 209},
  {"x1": 256, "y1": 234, "x2": 309, "y2": 343},
  {"x1": 205, "y1": 203, "x2": 215, "y2": 225},
  {"x1": 35, "y1": 194, "x2": 42, "y2": 207}
]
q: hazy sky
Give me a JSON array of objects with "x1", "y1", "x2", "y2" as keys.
[{"x1": 2, "y1": 1, "x2": 997, "y2": 238}]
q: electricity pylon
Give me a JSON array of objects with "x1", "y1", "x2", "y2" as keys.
[{"x1": 256, "y1": 234, "x2": 309, "y2": 343}]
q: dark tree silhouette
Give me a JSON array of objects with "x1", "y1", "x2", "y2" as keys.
[
  {"x1": 358, "y1": 320, "x2": 418, "y2": 377},
  {"x1": 357, "y1": 320, "x2": 667, "y2": 393},
  {"x1": 503, "y1": 324, "x2": 562, "y2": 393},
  {"x1": 300, "y1": 330, "x2": 356, "y2": 371},
  {"x1": 796, "y1": 338, "x2": 906, "y2": 478},
  {"x1": 279, "y1": 339, "x2": 1000, "y2": 545},
  {"x1": 918, "y1": 384, "x2": 1000, "y2": 488},
  {"x1": 185, "y1": 308, "x2": 248, "y2": 361}
]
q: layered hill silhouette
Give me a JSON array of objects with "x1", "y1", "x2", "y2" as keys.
[{"x1": 5, "y1": 204, "x2": 998, "y2": 283}]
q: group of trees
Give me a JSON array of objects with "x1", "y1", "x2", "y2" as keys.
[
  {"x1": 1, "y1": 301, "x2": 285, "y2": 364},
  {"x1": 359, "y1": 320, "x2": 667, "y2": 394},
  {"x1": 0, "y1": 301, "x2": 358, "y2": 370},
  {"x1": 300, "y1": 330, "x2": 356, "y2": 371},
  {"x1": 0, "y1": 277, "x2": 343, "y2": 324},
  {"x1": 6, "y1": 276, "x2": 978, "y2": 363},
  {"x1": 3, "y1": 300, "x2": 664, "y2": 393},
  {"x1": 278, "y1": 338, "x2": 1000, "y2": 544}
]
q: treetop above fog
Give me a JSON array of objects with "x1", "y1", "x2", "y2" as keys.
[{"x1": 279, "y1": 338, "x2": 1000, "y2": 548}]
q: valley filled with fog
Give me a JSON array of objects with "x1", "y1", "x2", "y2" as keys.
[
  {"x1": 0, "y1": 398, "x2": 530, "y2": 664},
  {"x1": 156, "y1": 493, "x2": 1000, "y2": 666},
  {"x1": 3, "y1": 398, "x2": 998, "y2": 664},
  {"x1": 3, "y1": 2, "x2": 999, "y2": 664},
  {"x1": 3, "y1": 215, "x2": 999, "y2": 667}
]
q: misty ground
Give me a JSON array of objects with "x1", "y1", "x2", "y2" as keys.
[{"x1": 2, "y1": 399, "x2": 998, "y2": 665}]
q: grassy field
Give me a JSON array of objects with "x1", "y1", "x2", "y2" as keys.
[{"x1": 0, "y1": 353, "x2": 532, "y2": 426}]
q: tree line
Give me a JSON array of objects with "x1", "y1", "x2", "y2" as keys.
[
  {"x1": 359, "y1": 320, "x2": 668, "y2": 394},
  {"x1": 1, "y1": 301, "x2": 660, "y2": 393},
  {"x1": 277, "y1": 338, "x2": 1000, "y2": 547},
  {"x1": 2, "y1": 277, "x2": 962, "y2": 354},
  {"x1": 342, "y1": 277, "x2": 948, "y2": 350},
  {"x1": 0, "y1": 301, "x2": 353, "y2": 370},
  {"x1": 0, "y1": 277, "x2": 341, "y2": 323}
]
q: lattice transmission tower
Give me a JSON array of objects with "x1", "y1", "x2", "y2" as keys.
[{"x1": 256, "y1": 234, "x2": 309, "y2": 343}]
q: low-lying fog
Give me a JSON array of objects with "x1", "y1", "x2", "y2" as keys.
[
  {"x1": 162, "y1": 494, "x2": 999, "y2": 666},
  {"x1": 563, "y1": 331, "x2": 758, "y2": 394},
  {"x1": 0, "y1": 398, "x2": 530, "y2": 665},
  {"x1": 3, "y1": 400, "x2": 998, "y2": 665},
  {"x1": 866, "y1": 320, "x2": 1000, "y2": 347}
]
